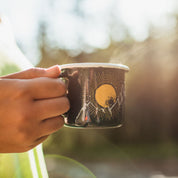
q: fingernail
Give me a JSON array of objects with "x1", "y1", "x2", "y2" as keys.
[
  {"x1": 46, "y1": 65, "x2": 61, "y2": 76},
  {"x1": 46, "y1": 65, "x2": 60, "y2": 71}
]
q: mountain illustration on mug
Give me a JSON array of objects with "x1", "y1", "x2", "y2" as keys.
[{"x1": 75, "y1": 83, "x2": 124, "y2": 127}]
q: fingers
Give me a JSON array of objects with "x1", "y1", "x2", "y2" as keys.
[
  {"x1": 40, "y1": 116, "x2": 64, "y2": 136},
  {"x1": 1, "y1": 65, "x2": 61, "y2": 79},
  {"x1": 28, "y1": 116, "x2": 64, "y2": 150},
  {"x1": 33, "y1": 96, "x2": 70, "y2": 120},
  {"x1": 27, "y1": 77, "x2": 67, "y2": 99},
  {"x1": 45, "y1": 65, "x2": 61, "y2": 78},
  {"x1": 28, "y1": 135, "x2": 49, "y2": 151}
]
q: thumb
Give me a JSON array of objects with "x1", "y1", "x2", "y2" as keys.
[{"x1": 1, "y1": 65, "x2": 61, "y2": 79}]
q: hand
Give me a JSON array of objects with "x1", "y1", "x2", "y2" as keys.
[{"x1": 0, "y1": 66, "x2": 70, "y2": 153}]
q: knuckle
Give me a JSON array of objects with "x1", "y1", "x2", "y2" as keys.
[
  {"x1": 16, "y1": 121, "x2": 33, "y2": 143},
  {"x1": 13, "y1": 81, "x2": 29, "y2": 99},
  {"x1": 28, "y1": 68, "x2": 46, "y2": 77},
  {"x1": 28, "y1": 68, "x2": 39, "y2": 74},
  {"x1": 19, "y1": 87, "x2": 28, "y2": 97},
  {"x1": 53, "y1": 119, "x2": 64, "y2": 130},
  {"x1": 6, "y1": 81, "x2": 21, "y2": 98}
]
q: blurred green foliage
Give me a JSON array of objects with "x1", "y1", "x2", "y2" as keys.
[{"x1": 0, "y1": 63, "x2": 20, "y2": 76}]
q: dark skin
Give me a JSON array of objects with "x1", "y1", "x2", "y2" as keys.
[{"x1": 0, "y1": 65, "x2": 70, "y2": 153}]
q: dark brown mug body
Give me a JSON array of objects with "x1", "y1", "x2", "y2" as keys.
[{"x1": 60, "y1": 63, "x2": 129, "y2": 129}]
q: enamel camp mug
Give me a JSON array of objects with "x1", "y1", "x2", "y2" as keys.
[{"x1": 60, "y1": 63, "x2": 129, "y2": 129}]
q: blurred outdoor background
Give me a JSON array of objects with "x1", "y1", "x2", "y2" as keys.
[{"x1": 0, "y1": 0, "x2": 178, "y2": 177}]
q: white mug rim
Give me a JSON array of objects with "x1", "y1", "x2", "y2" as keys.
[{"x1": 60, "y1": 63, "x2": 129, "y2": 71}]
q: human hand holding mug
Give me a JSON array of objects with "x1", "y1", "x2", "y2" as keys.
[{"x1": 0, "y1": 66, "x2": 70, "y2": 153}]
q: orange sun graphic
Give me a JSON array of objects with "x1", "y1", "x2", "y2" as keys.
[{"x1": 95, "y1": 84, "x2": 117, "y2": 108}]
